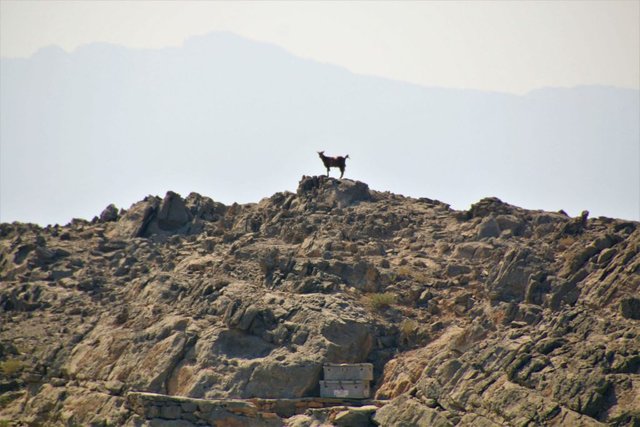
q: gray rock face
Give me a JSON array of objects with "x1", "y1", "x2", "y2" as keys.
[
  {"x1": 156, "y1": 191, "x2": 192, "y2": 231},
  {"x1": 373, "y1": 395, "x2": 452, "y2": 427},
  {"x1": 487, "y1": 248, "x2": 537, "y2": 302},
  {"x1": 99, "y1": 203, "x2": 119, "y2": 222},
  {"x1": 127, "y1": 392, "x2": 281, "y2": 427},
  {"x1": 110, "y1": 195, "x2": 160, "y2": 238},
  {"x1": 297, "y1": 175, "x2": 372, "y2": 209},
  {"x1": 477, "y1": 215, "x2": 500, "y2": 239},
  {"x1": 620, "y1": 297, "x2": 640, "y2": 320},
  {"x1": 108, "y1": 191, "x2": 221, "y2": 238},
  {"x1": 0, "y1": 176, "x2": 638, "y2": 426},
  {"x1": 334, "y1": 405, "x2": 377, "y2": 427}
]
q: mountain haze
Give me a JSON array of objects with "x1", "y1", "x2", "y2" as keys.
[{"x1": 1, "y1": 32, "x2": 638, "y2": 224}]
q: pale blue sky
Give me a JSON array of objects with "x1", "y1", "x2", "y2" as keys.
[
  {"x1": 1, "y1": 0, "x2": 639, "y2": 94},
  {"x1": 1, "y1": 1, "x2": 639, "y2": 224}
]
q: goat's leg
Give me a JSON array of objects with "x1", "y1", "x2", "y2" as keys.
[
  {"x1": 326, "y1": 167, "x2": 330, "y2": 177},
  {"x1": 339, "y1": 166, "x2": 345, "y2": 179}
]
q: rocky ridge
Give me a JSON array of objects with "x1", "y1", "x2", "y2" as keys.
[{"x1": 0, "y1": 176, "x2": 638, "y2": 426}]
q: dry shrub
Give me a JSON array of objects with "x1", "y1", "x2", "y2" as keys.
[
  {"x1": 557, "y1": 236, "x2": 576, "y2": 250},
  {"x1": 0, "y1": 359, "x2": 24, "y2": 376},
  {"x1": 399, "y1": 319, "x2": 418, "y2": 342},
  {"x1": 366, "y1": 292, "x2": 397, "y2": 311}
]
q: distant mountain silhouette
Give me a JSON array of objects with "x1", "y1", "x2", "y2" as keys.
[{"x1": 1, "y1": 32, "x2": 638, "y2": 224}]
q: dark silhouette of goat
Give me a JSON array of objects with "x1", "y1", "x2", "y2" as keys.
[{"x1": 318, "y1": 151, "x2": 350, "y2": 178}]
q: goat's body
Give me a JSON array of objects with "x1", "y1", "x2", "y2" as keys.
[{"x1": 318, "y1": 151, "x2": 349, "y2": 178}]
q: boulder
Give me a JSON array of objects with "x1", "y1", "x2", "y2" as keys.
[
  {"x1": 334, "y1": 405, "x2": 377, "y2": 427},
  {"x1": 620, "y1": 297, "x2": 640, "y2": 320},
  {"x1": 496, "y1": 214, "x2": 525, "y2": 236},
  {"x1": 99, "y1": 204, "x2": 119, "y2": 222},
  {"x1": 109, "y1": 196, "x2": 159, "y2": 238},
  {"x1": 243, "y1": 360, "x2": 322, "y2": 398},
  {"x1": 108, "y1": 192, "x2": 200, "y2": 237},
  {"x1": 156, "y1": 191, "x2": 192, "y2": 231},
  {"x1": 373, "y1": 395, "x2": 452, "y2": 427},
  {"x1": 561, "y1": 210, "x2": 589, "y2": 235},
  {"x1": 487, "y1": 248, "x2": 537, "y2": 302},
  {"x1": 477, "y1": 216, "x2": 500, "y2": 239},
  {"x1": 466, "y1": 197, "x2": 517, "y2": 218},
  {"x1": 297, "y1": 176, "x2": 371, "y2": 209},
  {"x1": 185, "y1": 192, "x2": 226, "y2": 221}
]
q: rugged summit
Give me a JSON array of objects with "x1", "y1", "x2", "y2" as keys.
[{"x1": 1, "y1": 176, "x2": 638, "y2": 426}]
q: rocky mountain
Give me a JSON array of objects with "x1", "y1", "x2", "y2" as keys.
[{"x1": 0, "y1": 176, "x2": 638, "y2": 426}]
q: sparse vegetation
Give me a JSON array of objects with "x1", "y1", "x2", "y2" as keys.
[
  {"x1": 396, "y1": 266, "x2": 431, "y2": 284},
  {"x1": 365, "y1": 292, "x2": 397, "y2": 311},
  {"x1": 0, "y1": 359, "x2": 24, "y2": 377},
  {"x1": 400, "y1": 319, "x2": 418, "y2": 338},
  {"x1": 0, "y1": 391, "x2": 24, "y2": 409},
  {"x1": 397, "y1": 266, "x2": 413, "y2": 279},
  {"x1": 557, "y1": 236, "x2": 576, "y2": 250}
]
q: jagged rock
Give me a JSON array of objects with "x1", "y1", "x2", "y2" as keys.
[
  {"x1": 549, "y1": 278, "x2": 580, "y2": 310},
  {"x1": 1, "y1": 178, "x2": 638, "y2": 426},
  {"x1": 597, "y1": 247, "x2": 617, "y2": 265},
  {"x1": 243, "y1": 360, "x2": 321, "y2": 398},
  {"x1": 127, "y1": 393, "x2": 281, "y2": 427},
  {"x1": 477, "y1": 215, "x2": 500, "y2": 239},
  {"x1": 373, "y1": 395, "x2": 452, "y2": 427},
  {"x1": 283, "y1": 414, "x2": 320, "y2": 427},
  {"x1": 334, "y1": 405, "x2": 377, "y2": 427},
  {"x1": 108, "y1": 192, "x2": 211, "y2": 238},
  {"x1": 487, "y1": 248, "x2": 538, "y2": 302},
  {"x1": 524, "y1": 275, "x2": 551, "y2": 305},
  {"x1": 466, "y1": 197, "x2": 517, "y2": 218},
  {"x1": 321, "y1": 259, "x2": 382, "y2": 292},
  {"x1": 99, "y1": 203, "x2": 119, "y2": 222},
  {"x1": 297, "y1": 175, "x2": 371, "y2": 209},
  {"x1": 185, "y1": 192, "x2": 226, "y2": 222},
  {"x1": 496, "y1": 214, "x2": 525, "y2": 236},
  {"x1": 620, "y1": 297, "x2": 640, "y2": 320},
  {"x1": 110, "y1": 196, "x2": 160, "y2": 238},
  {"x1": 561, "y1": 210, "x2": 590, "y2": 235},
  {"x1": 453, "y1": 242, "x2": 494, "y2": 260},
  {"x1": 156, "y1": 191, "x2": 192, "y2": 231}
]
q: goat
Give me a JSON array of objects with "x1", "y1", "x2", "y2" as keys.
[{"x1": 318, "y1": 151, "x2": 350, "y2": 179}]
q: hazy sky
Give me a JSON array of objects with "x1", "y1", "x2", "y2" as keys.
[
  {"x1": 1, "y1": 0, "x2": 639, "y2": 94},
  {"x1": 1, "y1": 0, "x2": 639, "y2": 224}
]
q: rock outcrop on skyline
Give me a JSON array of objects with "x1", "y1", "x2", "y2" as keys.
[{"x1": 1, "y1": 176, "x2": 638, "y2": 426}]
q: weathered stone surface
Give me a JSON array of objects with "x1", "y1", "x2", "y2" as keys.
[
  {"x1": 477, "y1": 215, "x2": 500, "y2": 239},
  {"x1": 1, "y1": 176, "x2": 638, "y2": 426},
  {"x1": 373, "y1": 395, "x2": 452, "y2": 427},
  {"x1": 107, "y1": 191, "x2": 217, "y2": 239},
  {"x1": 127, "y1": 393, "x2": 281, "y2": 427},
  {"x1": 334, "y1": 405, "x2": 377, "y2": 427},
  {"x1": 620, "y1": 297, "x2": 640, "y2": 320},
  {"x1": 297, "y1": 175, "x2": 372, "y2": 209},
  {"x1": 156, "y1": 191, "x2": 192, "y2": 231},
  {"x1": 486, "y1": 248, "x2": 537, "y2": 302},
  {"x1": 99, "y1": 203, "x2": 120, "y2": 222},
  {"x1": 109, "y1": 196, "x2": 160, "y2": 238},
  {"x1": 495, "y1": 214, "x2": 525, "y2": 236}
]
